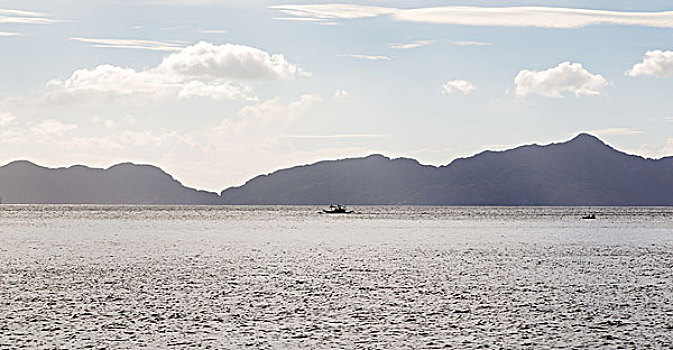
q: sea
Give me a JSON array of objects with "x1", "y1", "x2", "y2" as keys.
[{"x1": 1, "y1": 205, "x2": 672, "y2": 349}]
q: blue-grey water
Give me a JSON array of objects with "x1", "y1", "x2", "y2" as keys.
[{"x1": 1, "y1": 205, "x2": 672, "y2": 348}]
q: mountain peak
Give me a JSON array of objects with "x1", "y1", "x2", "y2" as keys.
[{"x1": 569, "y1": 133, "x2": 603, "y2": 144}]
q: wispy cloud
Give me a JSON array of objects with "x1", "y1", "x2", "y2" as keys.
[
  {"x1": 0, "y1": 31, "x2": 20, "y2": 36},
  {"x1": 273, "y1": 5, "x2": 673, "y2": 29},
  {"x1": 285, "y1": 134, "x2": 386, "y2": 139},
  {"x1": 271, "y1": 4, "x2": 395, "y2": 20},
  {"x1": 71, "y1": 37, "x2": 184, "y2": 51},
  {"x1": 588, "y1": 128, "x2": 643, "y2": 137},
  {"x1": 453, "y1": 40, "x2": 490, "y2": 46},
  {"x1": 388, "y1": 40, "x2": 433, "y2": 50},
  {"x1": 337, "y1": 54, "x2": 391, "y2": 61},
  {"x1": 666, "y1": 117, "x2": 673, "y2": 122},
  {"x1": 273, "y1": 17, "x2": 329, "y2": 22},
  {"x1": 0, "y1": 9, "x2": 45, "y2": 17},
  {"x1": 198, "y1": 29, "x2": 227, "y2": 34},
  {"x1": 0, "y1": 8, "x2": 60, "y2": 25}
]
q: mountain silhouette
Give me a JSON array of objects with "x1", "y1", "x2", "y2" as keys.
[
  {"x1": 0, "y1": 161, "x2": 221, "y2": 204},
  {"x1": 220, "y1": 133, "x2": 673, "y2": 205},
  {"x1": 219, "y1": 154, "x2": 439, "y2": 205},
  {"x1": 1, "y1": 133, "x2": 671, "y2": 205}
]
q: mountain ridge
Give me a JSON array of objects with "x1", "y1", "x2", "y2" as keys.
[
  {"x1": 220, "y1": 133, "x2": 673, "y2": 205},
  {"x1": 1, "y1": 133, "x2": 672, "y2": 205}
]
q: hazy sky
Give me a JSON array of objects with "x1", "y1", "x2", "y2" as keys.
[{"x1": 1, "y1": 0, "x2": 672, "y2": 191}]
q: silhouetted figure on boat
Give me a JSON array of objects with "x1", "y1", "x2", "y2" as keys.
[{"x1": 322, "y1": 204, "x2": 354, "y2": 214}]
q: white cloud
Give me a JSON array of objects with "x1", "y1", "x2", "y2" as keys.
[
  {"x1": 198, "y1": 29, "x2": 227, "y2": 34},
  {"x1": 0, "y1": 8, "x2": 59, "y2": 24},
  {"x1": 665, "y1": 117, "x2": 673, "y2": 122},
  {"x1": 272, "y1": 5, "x2": 673, "y2": 29},
  {"x1": 635, "y1": 139, "x2": 673, "y2": 158},
  {"x1": 626, "y1": 50, "x2": 673, "y2": 78},
  {"x1": 177, "y1": 80, "x2": 255, "y2": 100},
  {"x1": 440, "y1": 80, "x2": 475, "y2": 95},
  {"x1": 60, "y1": 137, "x2": 124, "y2": 152},
  {"x1": 273, "y1": 17, "x2": 330, "y2": 22},
  {"x1": 514, "y1": 62, "x2": 608, "y2": 98},
  {"x1": 237, "y1": 94, "x2": 321, "y2": 126},
  {"x1": 393, "y1": 7, "x2": 673, "y2": 28},
  {"x1": 0, "y1": 31, "x2": 19, "y2": 36},
  {"x1": 48, "y1": 64, "x2": 167, "y2": 95},
  {"x1": 71, "y1": 37, "x2": 183, "y2": 51},
  {"x1": 30, "y1": 119, "x2": 76, "y2": 137},
  {"x1": 337, "y1": 54, "x2": 391, "y2": 61},
  {"x1": 587, "y1": 128, "x2": 643, "y2": 137},
  {"x1": 285, "y1": 134, "x2": 385, "y2": 139},
  {"x1": 388, "y1": 40, "x2": 433, "y2": 50},
  {"x1": 0, "y1": 112, "x2": 15, "y2": 126},
  {"x1": 92, "y1": 115, "x2": 116, "y2": 129},
  {"x1": 120, "y1": 130, "x2": 177, "y2": 147},
  {"x1": 47, "y1": 41, "x2": 299, "y2": 101},
  {"x1": 271, "y1": 4, "x2": 396, "y2": 20},
  {"x1": 0, "y1": 9, "x2": 45, "y2": 17},
  {"x1": 156, "y1": 41, "x2": 297, "y2": 80},
  {"x1": 453, "y1": 40, "x2": 490, "y2": 46},
  {"x1": 333, "y1": 89, "x2": 349, "y2": 99}
]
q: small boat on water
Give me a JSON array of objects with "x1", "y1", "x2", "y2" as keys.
[
  {"x1": 322, "y1": 204, "x2": 354, "y2": 214},
  {"x1": 582, "y1": 214, "x2": 596, "y2": 220}
]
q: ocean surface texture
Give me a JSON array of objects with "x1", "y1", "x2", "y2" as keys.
[{"x1": 1, "y1": 206, "x2": 672, "y2": 348}]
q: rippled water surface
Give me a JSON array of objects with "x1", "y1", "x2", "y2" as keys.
[{"x1": 1, "y1": 205, "x2": 672, "y2": 348}]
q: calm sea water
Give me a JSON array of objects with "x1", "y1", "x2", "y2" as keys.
[{"x1": 1, "y1": 205, "x2": 672, "y2": 348}]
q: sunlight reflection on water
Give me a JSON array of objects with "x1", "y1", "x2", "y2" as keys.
[{"x1": 1, "y1": 206, "x2": 672, "y2": 348}]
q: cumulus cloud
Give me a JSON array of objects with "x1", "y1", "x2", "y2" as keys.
[
  {"x1": 177, "y1": 80, "x2": 254, "y2": 100},
  {"x1": 272, "y1": 5, "x2": 673, "y2": 29},
  {"x1": 156, "y1": 41, "x2": 297, "y2": 80},
  {"x1": 440, "y1": 80, "x2": 475, "y2": 95},
  {"x1": 71, "y1": 37, "x2": 183, "y2": 51},
  {"x1": 48, "y1": 65, "x2": 168, "y2": 95},
  {"x1": 388, "y1": 40, "x2": 433, "y2": 50},
  {"x1": 626, "y1": 50, "x2": 673, "y2": 78},
  {"x1": 514, "y1": 62, "x2": 608, "y2": 98},
  {"x1": 47, "y1": 41, "x2": 300, "y2": 101}
]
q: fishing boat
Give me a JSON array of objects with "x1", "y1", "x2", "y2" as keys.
[
  {"x1": 581, "y1": 214, "x2": 596, "y2": 220},
  {"x1": 322, "y1": 204, "x2": 354, "y2": 214}
]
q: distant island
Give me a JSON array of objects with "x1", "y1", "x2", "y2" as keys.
[{"x1": 1, "y1": 133, "x2": 672, "y2": 205}]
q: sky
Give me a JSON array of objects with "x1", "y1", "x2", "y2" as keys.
[{"x1": 0, "y1": 0, "x2": 672, "y2": 192}]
